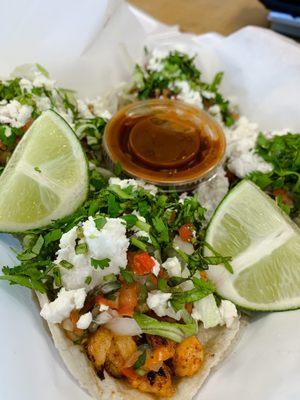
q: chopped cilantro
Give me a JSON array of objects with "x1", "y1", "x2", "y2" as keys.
[
  {"x1": 75, "y1": 242, "x2": 88, "y2": 255},
  {"x1": 121, "y1": 214, "x2": 138, "y2": 228},
  {"x1": 44, "y1": 229, "x2": 62, "y2": 245},
  {"x1": 120, "y1": 269, "x2": 135, "y2": 285},
  {"x1": 59, "y1": 260, "x2": 73, "y2": 270},
  {"x1": 130, "y1": 237, "x2": 148, "y2": 251},
  {"x1": 249, "y1": 132, "x2": 300, "y2": 216},
  {"x1": 107, "y1": 193, "x2": 121, "y2": 217},
  {"x1": 157, "y1": 277, "x2": 168, "y2": 291},
  {"x1": 53, "y1": 267, "x2": 62, "y2": 287},
  {"x1": 113, "y1": 162, "x2": 122, "y2": 177},
  {"x1": 91, "y1": 258, "x2": 110, "y2": 269},
  {"x1": 31, "y1": 235, "x2": 44, "y2": 255},
  {"x1": 133, "y1": 350, "x2": 147, "y2": 370},
  {"x1": 94, "y1": 216, "x2": 106, "y2": 230},
  {"x1": 171, "y1": 280, "x2": 215, "y2": 311}
]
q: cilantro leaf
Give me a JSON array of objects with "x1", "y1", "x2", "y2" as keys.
[
  {"x1": 91, "y1": 258, "x2": 110, "y2": 269},
  {"x1": 120, "y1": 269, "x2": 135, "y2": 285},
  {"x1": 249, "y1": 132, "x2": 300, "y2": 216},
  {"x1": 171, "y1": 280, "x2": 215, "y2": 311}
]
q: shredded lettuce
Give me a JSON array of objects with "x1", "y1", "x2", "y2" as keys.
[{"x1": 134, "y1": 311, "x2": 198, "y2": 343}]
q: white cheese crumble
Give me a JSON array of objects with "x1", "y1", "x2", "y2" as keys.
[
  {"x1": 99, "y1": 304, "x2": 109, "y2": 312},
  {"x1": 162, "y1": 257, "x2": 188, "y2": 278},
  {"x1": 219, "y1": 300, "x2": 238, "y2": 328},
  {"x1": 40, "y1": 288, "x2": 86, "y2": 324},
  {"x1": 56, "y1": 217, "x2": 129, "y2": 290},
  {"x1": 208, "y1": 104, "x2": 222, "y2": 124},
  {"x1": 147, "y1": 49, "x2": 169, "y2": 72},
  {"x1": 109, "y1": 177, "x2": 158, "y2": 196},
  {"x1": 264, "y1": 128, "x2": 290, "y2": 139},
  {"x1": 178, "y1": 192, "x2": 188, "y2": 204},
  {"x1": 162, "y1": 257, "x2": 182, "y2": 277},
  {"x1": 35, "y1": 96, "x2": 52, "y2": 112},
  {"x1": 197, "y1": 168, "x2": 229, "y2": 221},
  {"x1": 174, "y1": 80, "x2": 203, "y2": 108},
  {"x1": 32, "y1": 74, "x2": 55, "y2": 90},
  {"x1": 87, "y1": 96, "x2": 112, "y2": 120},
  {"x1": 226, "y1": 116, "x2": 273, "y2": 178},
  {"x1": 77, "y1": 99, "x2": 94, "y2": 119},
  {"x1": 202, "y1": 90, "x2": 215, "y2": 100},
  {"x1": 0, "y1": 100, "x2": 32, "y2": 128},
  {"x1": 162, "y1": 256, "x2": 192, "y2": 290},
  {"x1": 19, "y1": 78, "x2": 33, "y2": 91},
  {"x1": 147, "y1": 291, "x2": 182, "y2": 321},
  {"x1": 76, "y1": 311, "x2": 93, "y2": 329}
]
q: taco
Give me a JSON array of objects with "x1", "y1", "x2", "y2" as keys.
[
  {"x1": 31, "y1": 178, "x2": 241, "y2": 399},
  {"x1": 38, "y1": 292, "x2": 239, "y2": 399}
]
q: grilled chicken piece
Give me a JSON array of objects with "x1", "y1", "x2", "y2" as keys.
[
  {"x1": 86, "y1": 327, "x2": 113, "y2": 371},
  {"x1": 128, "y1": 363, "x2": 175, "y2": 397},
  {"x1": 173, "y1": 336, "x2": 204, "y2": 377},
  {"x1": 105, "y1": 335, "x2": 137, "y2": 378}
]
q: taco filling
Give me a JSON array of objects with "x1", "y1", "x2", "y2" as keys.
[{"x1": 36, "y1": 179, "x2": 238, "y2": 397}]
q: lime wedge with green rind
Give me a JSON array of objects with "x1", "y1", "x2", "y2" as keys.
[
  {"x1": 0, "y1": 110, "x2": 88, "y2": 232},
  {"x1": 205, "y1": 180, "x2": 300, "y2": 311}
]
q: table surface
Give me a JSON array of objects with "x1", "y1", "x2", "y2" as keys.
[{"x1": 128, "y1": 0, "x2": 269, "y2": 35}]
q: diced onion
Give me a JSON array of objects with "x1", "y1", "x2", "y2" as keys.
[
  {"x1": 105, "y1": 317, "x2": 143, "y2": 336},
  {"x1": 173, "y1": 235, "x2": 194, "y2": 255}
]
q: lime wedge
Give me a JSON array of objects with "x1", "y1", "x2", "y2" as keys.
[
  {"x1": 205, "y1": 180, "x2": 300, "y2": 311},
  {"x1": 0, "y1": 110, "x2": 88, "y2": 232}
]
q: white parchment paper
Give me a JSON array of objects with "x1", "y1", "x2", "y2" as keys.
[{"x1": 0, "y1": 2, "x2": 300, "y2": 400}]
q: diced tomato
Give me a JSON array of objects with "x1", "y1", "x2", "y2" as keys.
[
  {"x1": 95, "y1": 295, "x2": 118, "y2": 309},
  {"x1": 118, "y1": 282, "x2": 138, "y2": 316},
  {"x1": 122, "y1": 367, "x2": 138, "y2": 380},
  {"x1": 273, "y1": 188, "x2": 294, "y2": 207},
  {"x1": 200, "y1": 271, "x2": 208, "y2": 281},
  {"x1": 130, "y1": 251, "x2": 156, "y2": 275},
  {"x1": 178, "y1": 224, "x2": 194, "y2": 242}
]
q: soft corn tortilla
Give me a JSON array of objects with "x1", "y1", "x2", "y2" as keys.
[{"x1": 37, "y1": 293, "x2": 242, "y2": 400}]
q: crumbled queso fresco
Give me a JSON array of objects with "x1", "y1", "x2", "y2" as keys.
[
  {"x1": 56, "y1": 217, "x2": 129, "y2": 290},
  {"x1": 40, "y1": 287, "x2": 86, "y2": 324}
]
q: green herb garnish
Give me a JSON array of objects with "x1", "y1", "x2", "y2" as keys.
[
  {"x1": 133, "y1": 350, "x2": 147, "y2": 369},
  {"x1": 75, "y1": 242, "x2": 88, "y2": 255},
  {"x1": 91, "y1": 258, "x2": 110, "y2": 269}
]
